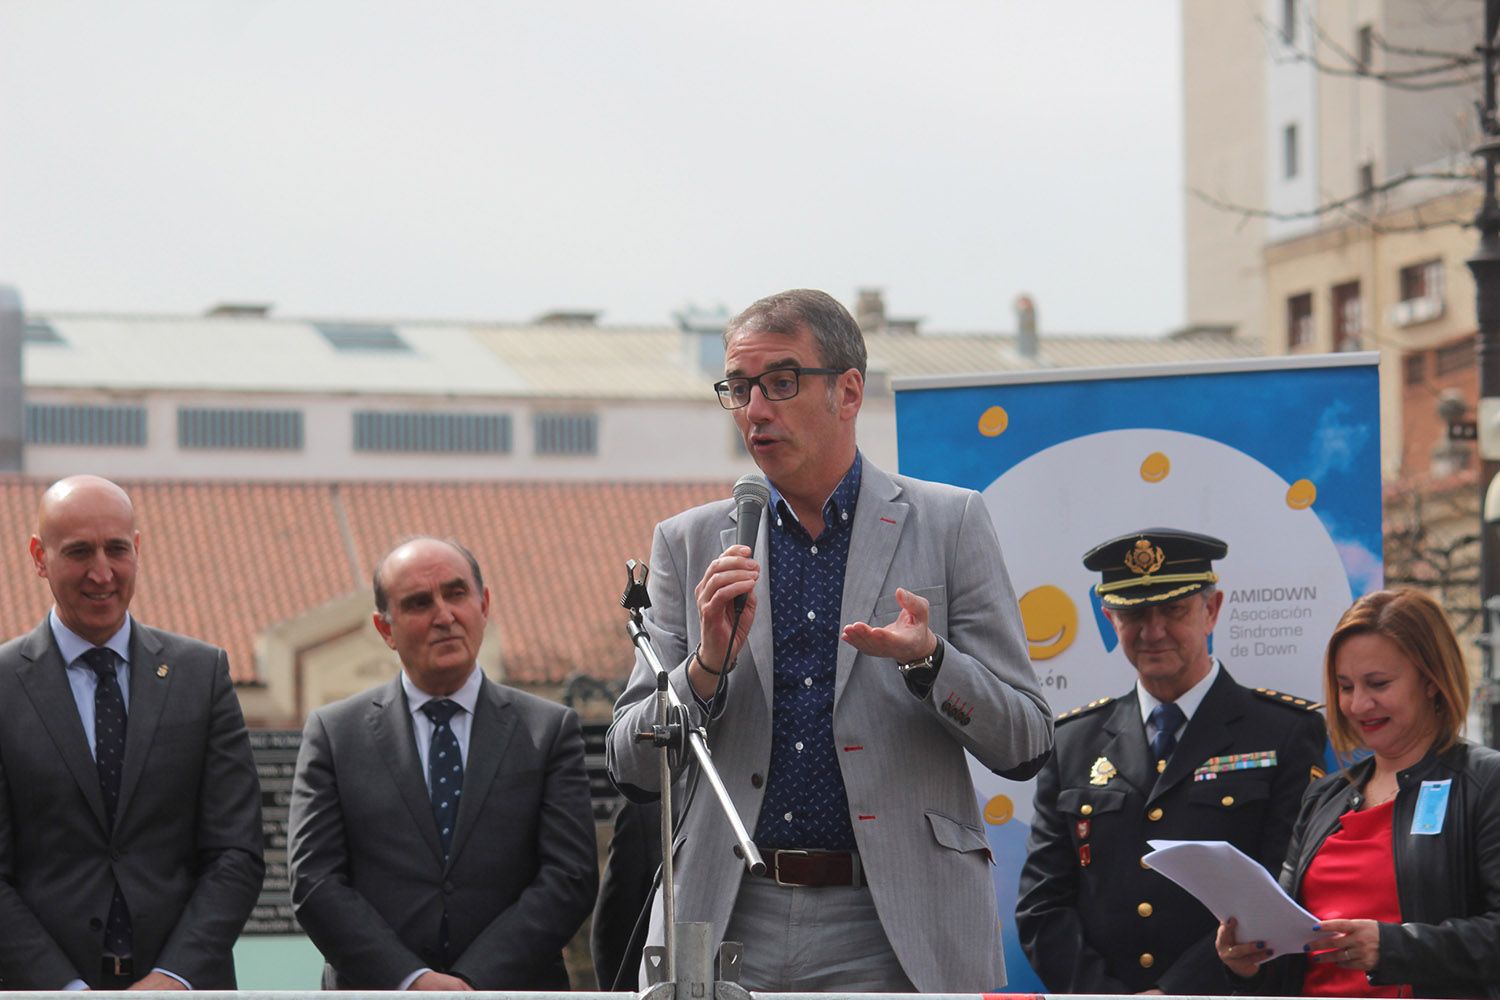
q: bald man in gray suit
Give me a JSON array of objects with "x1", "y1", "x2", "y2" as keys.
[
  {"x1": 288, "y1": 537, "x2": 597, "y2": 991},
  {"x1": 0, "y1": 476, "x2": 263, "y2": 990}
]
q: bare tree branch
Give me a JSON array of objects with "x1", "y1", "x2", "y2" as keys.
[
  {"x1": 1188, "y1": 169, "x2": 1475, "y2": 225},
  {"x1": 1258, "y1": 11, "x2": 1480, "y2": 91},
  {"x1": 1384, "y1": 479, "x2": 1482, "y2": 635}
]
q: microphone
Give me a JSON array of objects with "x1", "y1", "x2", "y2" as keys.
[{"x1": 731, "y1": 473, "x2": 770, "y2": 612}]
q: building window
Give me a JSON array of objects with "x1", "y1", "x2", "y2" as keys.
[
  {"x1": 178, "y1": 408, "x2": 303, "y2": 450},
  {"x1": 1356, "y1": 24, "x2": 1374, "y2": 70},
  {"x1": 534, "y1": 413, "x2": 598, "y2": 456},
  {"x1": 1404, "y1": 353, "x2": 1427, "y2": 385},
  {"x1": 315, "y1": 322, "x2": 411, "y2": 353},
  {"x1": 1400, "y1": 260, "x2": 1443, "y2": 302},
  {"x1": 1358, "y1": 161, "x2": 1375, "y2": 197},
  {"x1": 1283, "y1": 124, "x2": 1299, "y2": 180},
  {"x1": 354, "y1": 411, "x2": 512, "y2": 454},
  {"x1": 1391, "y1": 259, "x2": 1445, "y2": 326},
  {"x1": 1435, "y1": 337, "x2": 1475, "y2": 376},
  {"x1": 1286, "y1": 292, "x2": 1313, "y2": 349},
  {"x1": 1281, "y1": 0, "x2": 1297, "y2": 44},
  {"x1": 25, "y1": 404, "x2": 146, "y2": 446},
  {"x1": 1331, "y1": 281, "x2": 1362, "y2": 351}
]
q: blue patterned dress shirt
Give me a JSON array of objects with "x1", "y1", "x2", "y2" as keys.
[{"x1": 753, "y1": 452, "x2": 862, "y2": 851}]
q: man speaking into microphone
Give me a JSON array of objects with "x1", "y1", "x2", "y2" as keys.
[{"x1": 606, "y1": 288, "x2": 1053, "y2": 992}]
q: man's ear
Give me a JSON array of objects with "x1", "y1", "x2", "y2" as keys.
[
  {"x1": 28, "y1": 535, "x2": 46, "y2": 578},
  {"x1": 837, "y1": 368, "x2": 864, "y2": 420},
  {"x1": 1203, "y1": 589, "x2": 1225, "y2": 629},
  {"x1": 372, "y1": 611, "x2": 396, "y2": 649}
]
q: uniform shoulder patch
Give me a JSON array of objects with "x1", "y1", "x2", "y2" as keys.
[
  {"x1": 1056, "y1": 696, "x2": 1115, "y2": 722},
  {"x1": 1252, "y1": 687, "x2": 1323, "y2": 711}
]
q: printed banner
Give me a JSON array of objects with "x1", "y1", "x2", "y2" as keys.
[{"x1": 893, "y1": 354, "x2": 1382, "y2": 991}]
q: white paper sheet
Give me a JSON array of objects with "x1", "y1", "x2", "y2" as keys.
[{"x1": 1144, "y1": 839, "x2": 1321, "y2": 960}]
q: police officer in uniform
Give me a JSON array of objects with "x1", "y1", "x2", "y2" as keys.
[{"x1": 1016, "y1": 528, "x2": 1326, "y2": 994}]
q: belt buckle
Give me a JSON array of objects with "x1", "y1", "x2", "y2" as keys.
[
  {"x1": 105, "y1": 955, "x2": 131, "y2": 978},
  {"x1": 772, "y1": 849, "x2": 811, "y2": 886}
]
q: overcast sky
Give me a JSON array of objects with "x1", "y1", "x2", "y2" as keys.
[{"x1": 0, "y1": 1, "x2": 1183, "y2": 334}]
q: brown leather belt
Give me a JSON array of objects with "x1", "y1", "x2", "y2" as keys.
[{"x1": 757, "y1": 848, "x2": 863, "y2": 888}]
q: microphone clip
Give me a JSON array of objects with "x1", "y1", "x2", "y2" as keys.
[{"x1": 620, "y1": 559, "x2": 653, "y2": 619}]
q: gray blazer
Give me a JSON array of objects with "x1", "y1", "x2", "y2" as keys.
[
  {"x1": 0, "y1": 618, "x2": 264, "y2": 990},
  {"x1": 607, "y1": 460, "x2": 1053, "y2": 992},
  {"x1": 287, "y1": 673, "x2": 598, "y2": 990}
]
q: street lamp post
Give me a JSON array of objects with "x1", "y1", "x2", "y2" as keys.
[{"x1": 1470, "y1": 0, "x2": 1500, "y2": 747}]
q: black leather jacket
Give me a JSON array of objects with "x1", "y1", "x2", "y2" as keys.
[{"x1": 1242, "y1": 740, "x2": 1500, "y2": 998}]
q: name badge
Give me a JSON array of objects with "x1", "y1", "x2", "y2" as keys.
[{"x1": 1410, "y1": 779, "x2": 1451, "y2": 836}]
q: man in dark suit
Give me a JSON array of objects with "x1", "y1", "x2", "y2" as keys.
[
  {"x1": 0, "y1": 475, "x2": 264, "y2": 990},
  {"x1": 1016, "y1": 528, "x2": 1327, "y2": 994},
  {"x1": 287, "y1": 536, "x2": 597, "y2": 990},
  {"x1": 591, "y1": 798, "x2": 662, "y2": 990}
]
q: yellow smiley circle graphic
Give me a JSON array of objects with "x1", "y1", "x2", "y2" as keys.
[
  {"x1": 1139, "y1": 451, "x2": 1171, "y2": 483},
  {"x1": 1018, "y1": 584, "x2": 1078, "y2": 661},
  {"x1": 977, "y1": 405, "x2": 1009, "y2": 437},
  {"x1": 983, "y1": 794, "x2": 1015, "y2": 826},
  {"x1": 1286, "y1": 478, "x2": 1317, "y2": 509}
]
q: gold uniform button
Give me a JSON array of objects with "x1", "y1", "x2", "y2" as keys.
[
  {"x1": 1137, "y1": 902, "x2": 1153, "y2": 917},
  {"x1": 1147, "y1": 807, "x2": 1164, "y2": 822},
  {"x1": 1221, "y1": 795, "x2": 1235, "y2": 807},
  {"x1": 1139, "y1": 953, "x2": 1154, "y2": 969},
  {"x1": 1080, "y1": 804, "x2": 1093, "y2": 816}
]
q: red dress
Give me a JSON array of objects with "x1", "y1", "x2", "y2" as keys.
[{"x1": 1299, "y1": 798, "x2": 1409, "y2": 998}]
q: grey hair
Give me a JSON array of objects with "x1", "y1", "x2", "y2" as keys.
[{"x1": 724, "y1": 288, "x2": 868, "y2": 376}]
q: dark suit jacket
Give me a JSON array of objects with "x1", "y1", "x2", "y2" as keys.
[
  {"x1": 287, "y1": 673, "x2": 598, "y2": 990},
  {"x1": 591, "y1": 798, "x2": 661, "y2": 990},
  {"x1": 1016, "y1": 665, "x2": 1326, "y2": 994},
  {"x1": 0, "y1": 618, "x2": 265, "y2": 990}
]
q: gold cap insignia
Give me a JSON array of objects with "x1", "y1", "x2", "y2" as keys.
[
  {"x1": 156, "y1": 664, "x2": 169, "y2": 678},
  {"x1": 1123, "y1": 539, "x2": 1166, "y2": 576},
  {"x1": 1089, "y1": 756, "x2": 1117, "y2": 786}
]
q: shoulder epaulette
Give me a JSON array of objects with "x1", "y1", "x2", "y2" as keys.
[
  {"x1": 1253, "y1": 687, "x2": 1323, "y2": 711},
  {"x1": 1056, "y1": 696, "x2": 1114, "y2": 723}
]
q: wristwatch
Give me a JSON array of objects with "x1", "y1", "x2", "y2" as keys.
[{"x1": 898, "y1": 635, "x2": 945, "y2": 692}]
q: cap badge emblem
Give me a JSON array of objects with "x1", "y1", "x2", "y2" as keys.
[{"x1": 1123, "y1": 539, "x2": 1165, "y2": 576}]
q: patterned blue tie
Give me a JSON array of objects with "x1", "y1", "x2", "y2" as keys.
[
  {"x1": 422, "y1": 699, "x2": 464, "y2": 965},
  {"x1": 82, "y1": 647, "x2": 133, "y2": 964},
  {"x1": 1149, "y1": 701, "x2": 1187, "y2": 766},
  {"x1": 422, "y1": 699, "x2": 464, "y2": 858}
]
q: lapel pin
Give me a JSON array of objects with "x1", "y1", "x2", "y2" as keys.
[{"x1": 157, "y1": 664, "x2": 169, "y2": 678}]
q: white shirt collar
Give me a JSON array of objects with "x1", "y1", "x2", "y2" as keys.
[
  {"x1": 1137, "y1": 658, "x2": 1221, "y2": 727},
  {"x1": 401, "y1": 664, "x2": 482, "y2": 717},
  {"x1": 50, "y1": 609, "x2": 133, "y2": 667}
]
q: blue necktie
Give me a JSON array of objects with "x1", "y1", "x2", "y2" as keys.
[
  {"x1": 422, "y1": 699, "x2": 465, "y2": 858},
  {"x1": 422, "y1": 699, "x2": 464, "y2": 965},
  {"x1": 1148, "y1": 701, "x2": 1186, "y2": 767},
  {"x1": 82, "y1": 647, "x2": 133, "y2": 964}
]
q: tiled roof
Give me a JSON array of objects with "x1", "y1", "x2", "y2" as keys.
[
  {"x1": 866, "y1": 329, "x2": 1262, "y2": 375},
  {"x1": 26, "y1": 313, "x2": 1261, "y2": 399},
  {"x1": 0, "y1": 478, "x2": 730, "y2": 687},
  {"x1": 26, "y1": 316, "x2": 525, "y2": 395}
]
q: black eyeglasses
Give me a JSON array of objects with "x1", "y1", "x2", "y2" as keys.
[{"x1": 713, "y1": 367, "x2": 846, "y2": 410}]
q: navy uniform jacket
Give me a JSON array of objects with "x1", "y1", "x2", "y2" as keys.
[{"x1": 1016, "y1": 665, "x2": 1326, "y2": 994}]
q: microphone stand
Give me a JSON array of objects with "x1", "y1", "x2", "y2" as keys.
[{"x1": 620, "y1": 560, "x2": 764, "y2": 991}]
